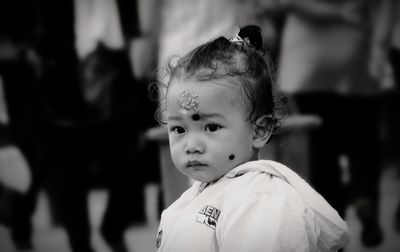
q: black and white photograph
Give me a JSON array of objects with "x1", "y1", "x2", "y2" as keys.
[{"x1": 1, "y1": 0, "x2": 400, "y2": 251}]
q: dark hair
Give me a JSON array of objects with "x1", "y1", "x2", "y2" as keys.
[{"x1": 152, "y1": 25, "x2": 284, "y2": 137}]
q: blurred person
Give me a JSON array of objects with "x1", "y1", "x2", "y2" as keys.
[
  {"x1": 33, "y1": 0, "x2": 152, "y2": 252},
  {"x1": 79, "y1": 43, "x2": 144, "y2": 252},
  {"x1": 75, "y1": 0, "x2": 160, "y2": 251},
  {"x1": 33, "y1": 0, "x2": 94, "y2": 251},
  {"x1": 386, "y1": 3, "x2": 400, "y2": 233},
  {"x1": 32, "y1": 0, "x2": 147, "y2": 251},
  {"x1": 277, "y1": 0, "x2": 389, "y2": 247},
  {"x1": 371, "y1": 0, "x2": 400, "y2": 232},
  {"x1": 382, "y1": 3, "x2": 400, "y2": 168},
  {"x1": 1, "y1": 1, "x2": 159, "y2": 252},
  {"x1": 0, "y1": 0, "x2": 46, "y2": 250}
]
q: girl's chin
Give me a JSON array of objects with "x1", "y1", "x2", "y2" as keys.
[{"x1": 186, "y1": 172, "x2": 221, "y2": 183}]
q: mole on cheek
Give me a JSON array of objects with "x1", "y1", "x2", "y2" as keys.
[{"x1": 192, "y1": 114, "x2": 200, "y2": 121}]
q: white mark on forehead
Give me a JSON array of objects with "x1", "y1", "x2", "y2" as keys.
[{"x1": 178, "y1": 90, "x2": 199, "y2": 115}]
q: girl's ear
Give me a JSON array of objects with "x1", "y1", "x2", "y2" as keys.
[{"x1": 252, "y1": 115, "x2": 273, "y2": 149}]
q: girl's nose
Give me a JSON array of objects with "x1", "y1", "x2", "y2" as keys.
[{"x1": 184, "y1": 136, "x2": 204, "y2": 154}]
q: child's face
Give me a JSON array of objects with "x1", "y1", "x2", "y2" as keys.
[{"x1": 166, "y1": 78, "x2": 258, "y2": 183}]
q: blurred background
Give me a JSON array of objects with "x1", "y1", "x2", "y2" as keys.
[{"x1": 0, "y1": 0, "x2": 399, "y2": 252}]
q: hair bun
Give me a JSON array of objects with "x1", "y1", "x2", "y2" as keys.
[{"x1": 238, "y1": 25, "x2": 263, "y2": 50}]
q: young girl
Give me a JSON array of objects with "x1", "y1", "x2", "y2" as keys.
[{"x1": 154, "y1": 25, "x2": 351, "y2": 252}]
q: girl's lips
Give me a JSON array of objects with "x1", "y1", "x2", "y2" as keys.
[{"x1": 186, "y1": 160, "x2": 207, "y2": 167}]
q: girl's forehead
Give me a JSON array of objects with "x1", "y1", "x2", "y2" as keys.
[
  {"x1": 167, "y1": 79, "x2": 240, "y2": 105},
  {"x1": 166, "y1": 78, "x2": 248, "y2": 115}
]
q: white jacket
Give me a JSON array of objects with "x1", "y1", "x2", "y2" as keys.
[{"x1": 156, "y1": 160, "x2": 351, "y2": 252}]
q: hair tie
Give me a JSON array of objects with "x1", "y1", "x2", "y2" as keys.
[
  {"x1": 230, "y1": 25, "x2": 263, "y2": 50},
  {"x1": 229, "y1": 34, "x2": 253, "y2": 48}
]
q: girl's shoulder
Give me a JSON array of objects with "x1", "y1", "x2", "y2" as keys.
[{"x1": 221, "y1": 170, "x2": 309, "y2": 212}]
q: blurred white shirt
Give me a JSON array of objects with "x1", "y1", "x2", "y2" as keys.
[{"x1": 74, "y1": 0, "x2": 124, "y2": 59}]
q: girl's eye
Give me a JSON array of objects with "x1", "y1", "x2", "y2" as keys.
[
  {"x1": 205, "y1": 124, "x2": 221, "y2": 132},
  {"x1": 171, "y1": 126, "x2": 185, "y2": 134}
]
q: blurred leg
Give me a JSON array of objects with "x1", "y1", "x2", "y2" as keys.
[
  {"x1": 96, "y1": 49, "x2": 147, "y2": 252},
  {"x1": 0, "y1": 59, "x2": 44, "y2": 250},
  {"x1": 9, "y1": 150, "x2": 40, "y2": 250},
  {"x1": 99, "y1": 129, "x2": 145, "y2": 252},
  {"x1": 295, "y1": 93, "x2": 347, "y2": 217},
  {"x1": 345, "y1": 96, "x2": 383, "y2": 247},
  {"x1": 388, "y1": 48, "x2": 400, "y2": 232},
  {"x1": 45, "y1": 127, "x2": 93, "y2": 252}
]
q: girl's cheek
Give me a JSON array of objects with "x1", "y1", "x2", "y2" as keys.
[
  {"x1": 170, "y1": 149, "x2": 181, "y2": 168},
  {"x1": 169, "y1": 137, "x2": 180, "y2": 148}
]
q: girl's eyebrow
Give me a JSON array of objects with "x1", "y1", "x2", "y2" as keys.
[
  {"x1": 167, "y1": 115, "x2": 183, "y2": 121},
  {"x1": 199, "y1": 113, "x2": 224, "y2": 119}
]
